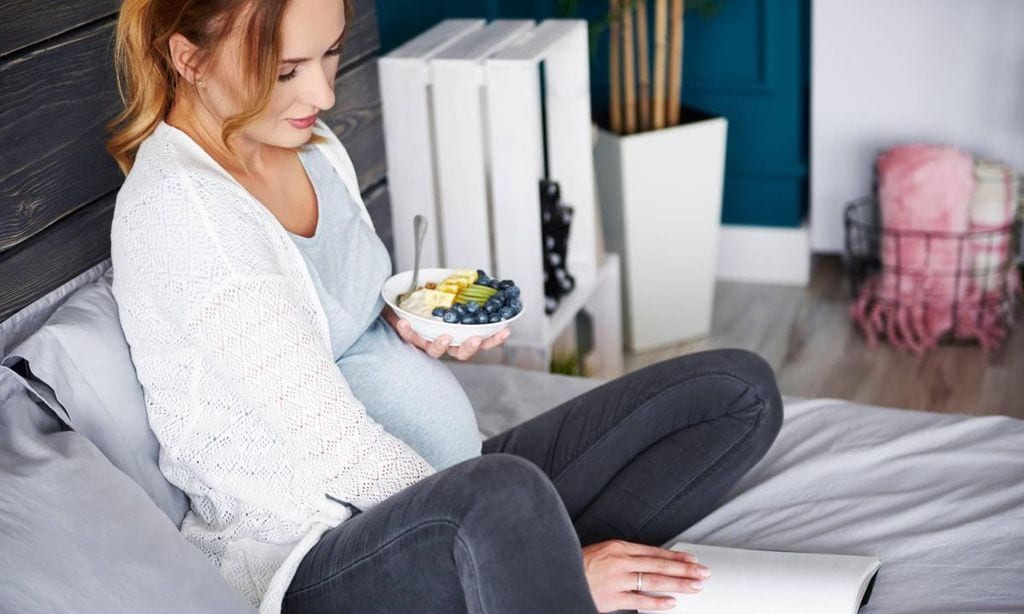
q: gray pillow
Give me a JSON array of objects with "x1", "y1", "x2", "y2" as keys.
[
  {"x1": 0, "y1": 365, "x2": 256, "y2": 614},
  {"x1": 6, "y1": 268, "x2": 188, "y2": 525}
]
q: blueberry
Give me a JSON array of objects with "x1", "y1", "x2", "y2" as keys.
[
  {"x1": 489, "y1": 279, "x2": 502, "y2": 289},
  {"x1": 476, "y1": 269, "x2": 489, "y2": 280},
  {"x1": 509, "y1": 298, "x2": 522, "y2": 313},
  {"x1": 493, "y1": 290, "x2": 507, "y2": 303},
  {"x1": 442, "y1": 310, "x2": 459, "y2": 324},
  {"x1": 498, "y1": 279, "x2": 515, "y2": 289},
  {"x1": 506, "y1": 286, "x2": 521, "y2": 298},
  {"x1": 460, "y1": 314, "x2": 477, "y2": 325},
  {"x1": 475, "y1": 312, "x2": 489, "y2": 324},
  {"x1": 489, "y1": 314, "x2": 502, "y2": 323},
  {"x1": 499, "y1": 306, "x2": 515, "y2": 319},
  {"x1": 432, "y1": 307, "x2": 446, "y2": 318},
  {"x1": 484, "y1": 298, "x2": 500, "y2": 313},
  {"x1": 465, "y1": 301, "x2": 480, "y2": 314},
  {"x1": 452, "y1": 303, "x2": 467, "y2": 316}
]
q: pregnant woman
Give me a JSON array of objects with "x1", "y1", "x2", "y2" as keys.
[{"x1": 106, "y1": 1, "x2": 783, "y2": 613}]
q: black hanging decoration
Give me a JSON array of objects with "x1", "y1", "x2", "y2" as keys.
[{"x1": 539, "y1": 178, "x2": 576, "y2": 314}]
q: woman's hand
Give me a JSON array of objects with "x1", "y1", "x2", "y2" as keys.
[
  {"x1": 581, "y1": 539, "x2": 710, "y2": 613},
  {"x1": 382, "y1": 305, "x2": 511, "y2": 360}
]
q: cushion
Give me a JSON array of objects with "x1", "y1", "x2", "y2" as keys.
[
  {"x1": 5, "y1": 267, "x2": 188, "y2": 525},
  {"x1": 448, "y1": 362, "x2": 607, "y2": 437},
  {"x1": 0, "y1": 260, "x2": 110, "y2": 358},
  {"x1": 0, "y1": 366, "x2": 256, "y2": 614}
]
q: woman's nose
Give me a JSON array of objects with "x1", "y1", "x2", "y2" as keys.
[{"x1": 305, "y1": 65, "x2": 336, "y2": 112}]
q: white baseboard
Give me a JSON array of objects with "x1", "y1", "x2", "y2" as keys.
[{"x1": 716, "y1": 223, "x2": 811, "y2": 286}]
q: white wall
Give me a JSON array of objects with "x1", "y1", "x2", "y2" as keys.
[{"x1": 811, "y1": 0, "x2": 1024, "y2": 253}]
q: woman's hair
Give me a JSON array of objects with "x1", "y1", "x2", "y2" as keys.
[{"x1": 106, "y1": 0, "x2": 352, "y2": 174}]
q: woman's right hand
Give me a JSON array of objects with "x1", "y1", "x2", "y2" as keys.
[{"x1": 581, "y1": 539, "x2": 710, "y2": 613}]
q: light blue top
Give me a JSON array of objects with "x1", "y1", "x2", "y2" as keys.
[{"x1": 286, "y1": 144, "x2": 482, "y2": 471}]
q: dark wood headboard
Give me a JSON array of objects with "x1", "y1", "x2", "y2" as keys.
[{"x1": 0, "y1": 0, "x2": 393, "y2": 321}]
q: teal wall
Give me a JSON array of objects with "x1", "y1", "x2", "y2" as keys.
[
  {"x1": 376, "y1": 0, "x2": 499, "y2": 51},
  {"x1": 375, "y1": 0, "x2": 809, "y2": 228}
]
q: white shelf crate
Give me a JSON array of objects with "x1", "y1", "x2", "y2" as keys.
[
  {"x1": 379, "y1": 19, "x2": 623, "y2": 377},
  {"x1": 430, "y1": 20, "x2": 536, "y2": 274},
  {"x1": 379, "y1": 19, "x2": 484, "y2": 271}
]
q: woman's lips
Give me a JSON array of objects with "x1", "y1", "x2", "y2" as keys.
[{"x1": 288, "y1": 114, "x2": 317, "y2": 129}]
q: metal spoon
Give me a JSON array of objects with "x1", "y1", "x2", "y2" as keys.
[{"x1": 397, "y1": 214, "x2": 428, "y2": 305}]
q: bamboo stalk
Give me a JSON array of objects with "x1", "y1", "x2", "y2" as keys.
[
  {"x1": 652, "y1": 0, "x2": 668, "y2": 130},
  {"x1": 667, "y1": 0, "x2": 683, "y2": 126},
  {"x1": 609, "y1": 0, "x2": 622, "y2": 133},
  {"x1": 636, "y1": 0, "x2": 651, "y2": 132},
  {"x1": 622, "y1": 0, "x2": 637, "y2": 134}
]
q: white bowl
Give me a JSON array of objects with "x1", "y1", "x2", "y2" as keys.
[{"x1": 381, "y1": 267, "x2": 523, "y2": 347}]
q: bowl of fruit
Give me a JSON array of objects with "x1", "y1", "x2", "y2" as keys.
[{"x1": 382, "y1": 268, "x2": 524, "y2": 346}]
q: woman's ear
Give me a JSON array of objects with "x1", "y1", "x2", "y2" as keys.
[{"x1": 168, "y1": 32, "x2": 202, "y2": 85}]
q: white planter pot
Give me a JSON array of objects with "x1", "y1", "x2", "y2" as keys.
[{"x1": 594, "y1": 108, "x2": 728, "y2": 352}]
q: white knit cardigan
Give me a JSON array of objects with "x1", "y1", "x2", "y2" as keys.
[{"x1": 110, "y1": 119, "x2": 436, "y2": 613}]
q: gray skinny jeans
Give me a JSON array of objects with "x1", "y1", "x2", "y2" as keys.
[{"x1": 282, "y1": 349, "x2": 783, "y2": 614}]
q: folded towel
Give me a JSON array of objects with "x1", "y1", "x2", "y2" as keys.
[{"x1": 954, "y1": 159, "x2": 1020, "y2": 349}]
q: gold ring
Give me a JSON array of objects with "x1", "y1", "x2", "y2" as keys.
[{"x1": 636, "y1": 571, "x2": 644, "y2": 592}]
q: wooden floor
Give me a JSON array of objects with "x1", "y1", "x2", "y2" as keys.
[{"x1": 624, "y1": 256, "x2": 1024, "y2": 419}]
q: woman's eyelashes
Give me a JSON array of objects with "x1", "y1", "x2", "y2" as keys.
[{"x1": 278, "y1": 46, "x2": 343, "y2": 83}]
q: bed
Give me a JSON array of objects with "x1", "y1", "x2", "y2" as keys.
[{"x1": 1, "y1": 2, "x2": 1022, "y2": 613}]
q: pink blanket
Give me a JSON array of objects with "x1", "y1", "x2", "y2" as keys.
[{"x1": 850, "y1": 145, "x2": 1019, "y2": 353}]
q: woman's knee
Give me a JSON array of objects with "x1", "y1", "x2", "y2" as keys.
[
  {"x1": 708, "y1": 348, "x2": 776, "y2": 392},
  {"x1": 449, "y1": 454, "x2": 563, "y2": 514},
  {"x1": 675, "y1": 348, "x2": 782, "y2": 439},
  {"x1": 718, "y1": 348, "x2": 783, "y2": 447},
  {"x1": 445, "y1": 454, "x2": 580, "y2": 554}
]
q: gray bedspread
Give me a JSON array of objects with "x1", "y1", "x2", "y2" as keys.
[{"x1": 450, "y1": 363, "x2": 1024, "y2": 614}]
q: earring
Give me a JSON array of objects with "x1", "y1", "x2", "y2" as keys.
[{"x1": 196, "y1": 78, "x2": 204, "y2": 87}]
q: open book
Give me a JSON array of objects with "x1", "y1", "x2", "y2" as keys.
[{"x1": 640, "y1": 541, "x2": 881, "y2": 614}]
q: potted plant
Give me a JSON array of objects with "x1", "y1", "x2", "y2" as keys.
[{"x1": 559, "y1": 0, "x2": 728, "y2": 352}]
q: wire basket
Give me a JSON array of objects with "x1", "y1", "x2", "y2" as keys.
[{"x1": 844, "y1": 197, "x2": 1023, "y2": 351}]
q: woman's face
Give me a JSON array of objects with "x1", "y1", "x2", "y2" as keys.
[{"x1": 194, "y1": 0, "x2": 346, "y2": 150}]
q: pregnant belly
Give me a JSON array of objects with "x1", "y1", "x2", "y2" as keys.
[{"x1": 334, "y1": 318, "x2": 482, "y2": 471}]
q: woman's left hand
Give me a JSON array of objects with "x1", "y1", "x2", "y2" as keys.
[
  {"x1": 581, "y1": 540, "x2": 709, "y2": 613},
  {"x1": 382, "y1": 306, "x2": 511, "y2": 360}
]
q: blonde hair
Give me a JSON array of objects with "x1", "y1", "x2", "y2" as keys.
[{"x1": 106, "y1": 0, "x2": 351, "y2": 174}]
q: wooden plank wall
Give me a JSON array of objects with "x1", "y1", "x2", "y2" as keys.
[{"x1": 0, "y1": 0, "x2": 392, "y2": 321}]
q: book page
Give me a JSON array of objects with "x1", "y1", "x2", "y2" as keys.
[{"x1": 639, "y1": 542, "x2": 881, "y2": 614}]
